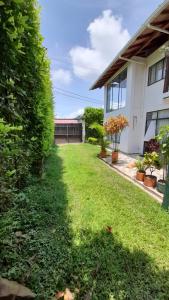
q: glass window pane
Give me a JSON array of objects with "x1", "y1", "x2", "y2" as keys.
[
  {"x1": 106, "y1": 85, "x2": 111, "y2": 112},
  {"x1": 145, "y1": 120, "x2": 151, "y2": 134},
  {"x1": 146, "y1": 112, "x2": 153, "y2": 120},
  {"x1": 158, "y1": 109, "x2": 169, "y2": 119},
  {"x1": 148, "y1": 59, "x2": 166, "y2": 85},
  {"x1": 152, "y1": 112, "x2": 157, "y2": 119},
  {"x1": 112, "y1": 81, "x2": 119, "y2": 110},
  {"x1": 109, "y1": 68, "x2": 127, "y2": 110},
  {"x1": 163, "y1": 58, "x2": 166, "y2": 78},
  {"x1": 149, "y1": 66, "x2": 156, "y2": 84},
  {"x1": 156, "y1": 60, "x2": 163, "y2": 81},
  {"x1": 157, "y1": 119, "x2": 169, "y2": 134},
  {"x1": 119, "y1": 77, "x2": 127, "y2": 108}
]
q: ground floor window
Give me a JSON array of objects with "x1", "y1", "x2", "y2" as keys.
[{"x1": 145, "y1": 108, "x2": 169, "y2": 141}]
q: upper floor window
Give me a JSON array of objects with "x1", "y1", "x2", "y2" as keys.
[
  {"x1": 106, "y1": 68, "x2": 127, "y2": 112},
  {"x1": 148, "y1": 58, "x2": 166, "y2": 86}
]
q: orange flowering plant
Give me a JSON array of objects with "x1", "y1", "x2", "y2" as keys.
[{"x1": 104, "y1": 115, "x2": 129, "y2": 151}]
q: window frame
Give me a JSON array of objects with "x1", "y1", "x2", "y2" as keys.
[
  {"x1": 106, "y1": 68, "x2": 127, "y2": 113},
  {"x1": 148, "y1": 58, "x2": 166, "y2": 86},
  {"x1": 145, "y1": 108, "x2": 169, "y2": 136}
]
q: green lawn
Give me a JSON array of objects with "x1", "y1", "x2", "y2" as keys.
[{"x1": 1, "y1": 144, "x2": 169, "y2": 299}]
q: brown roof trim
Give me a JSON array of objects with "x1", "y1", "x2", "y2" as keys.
[{"x1": 90, "y1": 0, "x2": 169, "y2": 90}]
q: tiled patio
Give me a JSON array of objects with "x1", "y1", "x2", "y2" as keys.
[{"x1": 101, "y1": 151, "x2": 163, "y2": 203}]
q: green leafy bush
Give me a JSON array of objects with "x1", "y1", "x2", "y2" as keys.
[
  {"x1": 83, "y1": 107, "x2": 104, "y2": 139},
  {"x1": 144, "y1": 152, "x2": 161, "y2": 175},
  {"x1": 88, "y1": 137, "x2": 98, "y2": 145},
  {"x1": 89, "y1": 122, "x2": 110, "y2": 152},
  {"x1": 135, "y1": 159, "x2": 145, "y2": 173},
  {"x1": 0, "y1": 0, "x2": 54, "y2": 209},
  {"x1": 0, "y1": 119, "x2": 30, "y2": 210}
]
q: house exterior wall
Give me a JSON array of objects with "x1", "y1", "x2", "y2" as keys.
[
  {"x1": 140, "y1": 46, "x2": 169, "y2": 153},
  {"x1": 104, "y1": 65, "x2": 132, "y2": 153},
  {"x1": 104, "y1": 42, "x2": 169, "y2": 154}
]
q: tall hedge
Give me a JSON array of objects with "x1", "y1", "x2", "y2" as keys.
[
  {"x1": 0, "y1": 0, "x2": 54, "y2": 207},
  {"x1": 83, "y1": 107, "x2": 104, "y2": 139}
]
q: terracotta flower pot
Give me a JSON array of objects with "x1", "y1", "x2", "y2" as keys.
[
  {"x1": 100, "y1": 150, "x2": 107, "y2": 158},
  {"x1": 136, "y1": 171, "x2": 145, "y2": 182},
  {"x1": 112, "y1": 151, "x2": 118, "y2": 163},
  {"x1": 144, "y1": 175, "x2": 157, "y2": 188}
]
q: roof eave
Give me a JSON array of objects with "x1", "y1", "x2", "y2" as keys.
[{"x1": 90, "y1": 0, "x2": 169, "y2": 90}]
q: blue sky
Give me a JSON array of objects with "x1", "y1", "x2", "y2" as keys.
[{"x1": 38, "y1": 0, "x2": 164, "y2": 118}]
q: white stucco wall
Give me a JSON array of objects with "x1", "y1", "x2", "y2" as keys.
[
  {"x1": 140, "y1": 46, "x2": 169, "y2": 152},
  {"x1": 104, "y1": 62, "x2": 146, "y2": 153},
  {"x1": 104, "y1": 42, "x2": 169, "y2": 154}
]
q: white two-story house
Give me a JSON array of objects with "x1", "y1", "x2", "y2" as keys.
[{"x1": 91, "y1": 0, "x2": 169, "y2": 154}]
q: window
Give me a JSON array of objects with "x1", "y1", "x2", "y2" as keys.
[
  {"x1": 145, "y1": 109, "x2": 169, "y2": 138},
  {"x1": 148, "y1": 58, "x2": 166, "y2": 86},
  {"x1": 106, "y1": 69, "x2": 127, "y2": 112},
  {"x1": 163, "y1": 54, "x2": 169, "y2": 93}
]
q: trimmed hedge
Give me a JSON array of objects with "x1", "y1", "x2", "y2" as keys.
[
  {"x1": 88, "y1": 137, "x2": 98, "y2": 145},
  {"x1": 0, "y1": 0, "x2": 54, "y2": 208}
]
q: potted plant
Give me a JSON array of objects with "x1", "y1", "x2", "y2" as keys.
[
  {"x1": 157, "y1": 162, "x2": 167, "y2": 194},
  {"x1": 89, "y1": 123, "x2": 109, "y2": 158},
  {"x1": 135, "y1": 159, "x2": 146, "y2": 182},
  {"x1": 104, "y1": 115, "x2": 128, "y2": 163},
  {"x1": 100, "y1": 138, "x2": 110, "y2": 158},
  {"x1": 143, "y1": 152, "x2": 161, "y2": 188},
  {"x1": 156, "y1": 125, "x2": 169, "y2": 194}
]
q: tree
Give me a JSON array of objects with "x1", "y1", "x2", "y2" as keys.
[
  {"x1": 104, "y1": 115, "x2": 129, "y2": 152},
  {"x1": 83, "y1": 107, "x2": 104, "y2": 139}
]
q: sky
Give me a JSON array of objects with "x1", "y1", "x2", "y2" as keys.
[{"x1": 38, "y1": 0, "x2": 164, "y2": 118}]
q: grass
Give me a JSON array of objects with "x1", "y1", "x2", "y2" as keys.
[{"x1": 1, "y1": 143, "x2": 169, "y2": 299}]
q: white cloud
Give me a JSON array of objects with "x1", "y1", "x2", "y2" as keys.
[
  {"x1": 69, "y1": 10, "x2": 130, "y2": 80},
  {"x1": 51, "y1": 68, "x2": 72, "y2": 86},
  {"x1": 66, "y1": 108, "x2": 84, "y2": 119}
]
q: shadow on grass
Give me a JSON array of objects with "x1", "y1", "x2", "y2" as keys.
[
  {"x1": 1, "y1": 146, "x2": 169, "y2": 299},
  {"x1": 71, "y1": 230, "x2": 169, "y2": 299},
  {"x1": 0, "y1": 146, "x2": 72, "y2": 298}
]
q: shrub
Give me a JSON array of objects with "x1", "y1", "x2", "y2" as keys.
[
  {"x1": 88, "y1": 137, "x2": 98, "y2": 145},
  {"x1": 144, "y1": 152, "x2": 161, "y2": 176},
  {"x1": 83, "y1": 107, "x2": 104, "y2": 139},
  {"x1": 0, "y1": 119, "x2": 31, "y2": 210},
  {"x1": 144, "y1": 139, "x2": 160, "y2": 153},
  {"x1": 0, "y1": 0, "x2": 54, "y2": 209},
  {"x1": 89, "y1": 123, "x2": 110, "y2": 152}
]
